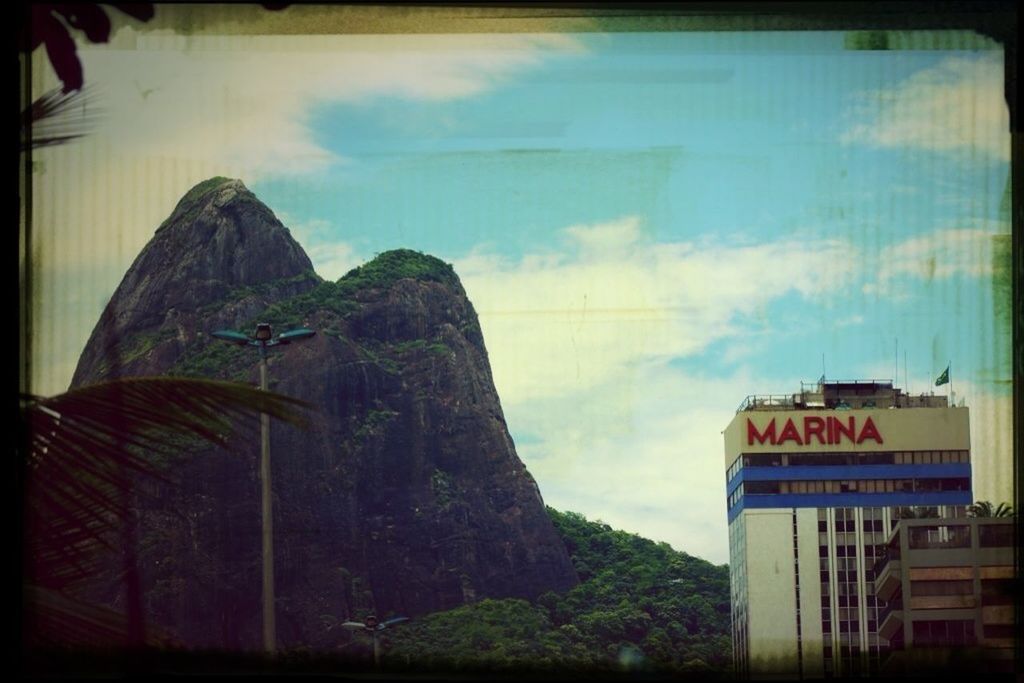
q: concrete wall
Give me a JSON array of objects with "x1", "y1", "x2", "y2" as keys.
[
  {"x1": 743, "y1": 509, "x2": 800, "y2": 676},
  {"x1": 795, "y1": 507, "x2": 824, "y2": 677}
]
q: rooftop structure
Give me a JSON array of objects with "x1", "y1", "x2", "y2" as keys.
[{"x1": 737, "y1": 379, "x2": 949, "y2": 413}]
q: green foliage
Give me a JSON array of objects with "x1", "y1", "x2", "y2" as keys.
[
  {"x1": 390, "y1": 339, "x2": 451, "y2": 357},
  {"x1": 357, "y1": 344, "x2": 399, "y2": 375},
  {"x1": 160, "y1": 177, "x2": 232, "y2": 229},
  {"x1": 354, "y1": 409, "x2": 399, "y2": 440},
  {"x1": 430, "y1": 469, "x2": 456, "y2": 509},
  {"x1": 387, "y1": 599, "x2": 575, "y2": 673},
  {"x1": 967, "y1": 500, "x2": 1015, "y2": 518},
  {"x1": 335, "y1": 249, "x2": 459, "y2": 296},
  {"x1": 178, "y1": 177, "x2": 231, "y2": 209},
  {"x1": 251, "y1": 279, "x2": 356, "y2": 329},
  {"x1": 545, "y1": 508, "x2": 731, "y2": 671},
  {"x1": 380, "y1": 508, "x2": 732, "y2": 675},
  {"x1": 168, "y1": 336, "x2": 251, "y2": 382},
  {"x1": 120, "y1": 327, "x2": 177, "y2": 365}
]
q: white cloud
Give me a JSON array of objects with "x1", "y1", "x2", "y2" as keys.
[
  {"x1": 456, "y1": 219, "x2": 861, "y2": 562},
  {"x1": 840, "y1": 55, "x2": 1009, "y2": 161},
  {"x1": 29, "y1": 30, "x2": 585, "y2": 395},
  {"x1": 517, "y1": 366, "x2": 767, "y2": 565},
  {"x1": 276, "y1": 212, "x2": 364, "y2": 281},
  {"x1": 458, "y1": 218, "x2": 857, "y2": 406},
  {"x1": 306, "y1": 242, "x2": 363, "y2": 282},
  {"x1": 67, "y1": 31, "x2": 586, "y2": 178},
  {"x1": 864, "y1": 227, "x2": 1003, "y2": 296}
]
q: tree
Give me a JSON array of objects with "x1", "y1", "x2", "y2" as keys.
[{"x1": 967, "y1": 500, "x2": 1015, "y2": 518}]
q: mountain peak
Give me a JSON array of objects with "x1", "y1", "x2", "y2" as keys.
[
  {"x1": 159, "y1": 177, "x2": 251, "y2": 233},
  {"x1": 337, "y1": 249, "x2": 461, "y2": 294},
  {"x1": 71, "y1": 178, "x2": 314, "y2": 386}
]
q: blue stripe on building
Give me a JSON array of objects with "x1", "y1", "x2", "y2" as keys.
[
  {"x1": 726, "y1": 490, "x2": 973, "y2": 523},
  {"x1": 725, "y1": 463, "x2": 969, "y2": 497}
]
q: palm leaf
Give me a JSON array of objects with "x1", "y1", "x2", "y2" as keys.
[
  {"x1": 22, "y1": 86, "x2": 103, "y2": 150},
  {"x1": 21, "y1": 377, "x2": 313, "y2": 646},
  {"x1": 24, "y1": 584, "x2": 181, "y2": 650}
]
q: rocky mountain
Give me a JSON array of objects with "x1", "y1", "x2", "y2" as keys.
[{"x1": 70, "y1": 178, "x2": 578, "y2": 651}]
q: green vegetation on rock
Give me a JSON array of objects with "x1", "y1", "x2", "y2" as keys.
[
  {"x1": 354, "y1": 409, "x2": 399, "y2": 439},
  {"x1": 120, "y1": 327, "x2": 178, "y2": 365},
  {"x1": 178, "y1": 176, "x2": 232, "y2": 209},
  {"x1": 168, "y1": 336, "x2": 252, "y2": 382},
  {"x1": 390, "y1": 339, "x2": 451, "y2": 356},
  {"x1": 386, "y1": 508, "x2": 731, "y2": 675},
  {"x1": 159, "y1": 176, "x2": 233, "y2": 230},
  {"x1": 336, "y1": 249, "x2": 459, "y2": 296},
  {"x1": 254, "y1": 279, "x2": 356, "y2": 328}
]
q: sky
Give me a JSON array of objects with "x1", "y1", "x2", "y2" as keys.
[{"x1": 28, "y1": 9, "x2": 1013, "y2": 565}]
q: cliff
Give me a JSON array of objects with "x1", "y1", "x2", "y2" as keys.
[{"x1": 69, "y1": 178, "x2": 578, "y2": 651}]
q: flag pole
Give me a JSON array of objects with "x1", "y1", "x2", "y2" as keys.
[{"x1": 949, "y1": 359, "x2": 953, "y2": 404}]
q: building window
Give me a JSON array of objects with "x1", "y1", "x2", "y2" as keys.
[
  {"x1": 981, "y1": 579, "x2": 1014, "y2": 605},
  {"x1": 912, "y1": 620, "x2": 976, "y2": 646},
  {"x1": 983, "y1": 624, "x2": 1016, "y2": 638},
  {"x1": 979, "y1": 524, "x2": 1014, "y2": 547},
  {"x1": 910, "y1": 580, "x2": 973, "y2": 597},
  {"x1": 908, "y1": 525, "x2": 971, "y2": 549}
]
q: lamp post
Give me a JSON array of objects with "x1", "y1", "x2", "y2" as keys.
[
  {"x1": 211, "y1": 322, "x2": 316, "y2": 654},
  {"x1": 341, "y1": 614, "x2": 410, "y2": 666}
]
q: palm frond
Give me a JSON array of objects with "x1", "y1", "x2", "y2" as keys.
[
  {"x1": 24, "y1": 584, "x2": 180, "y2": 650},
  {"x1": 22, "y1": 86, "x2": 103, "y2": 150},
  {"x1": 23, "y1": 376, "x2": 313, "y2": 590}
]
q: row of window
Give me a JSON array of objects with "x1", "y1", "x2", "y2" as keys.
[
  {"x1": 901, "y1": 523, "x2": 1013, "y2": 549},
  {"x1": 822, "y1": 531, "x2": 890, "y2": 547},
  {"x1": 739, "y1": 477, "x2": 969, "y2": 496},
  {"x1": 910, "y1": 579, "x2": 972, "y2": 597},
  {"x1": 729, "y1": 450, "x2": 969, "y2": 474},
  {"x1": 912, "y1": 619, "x2": 975, "y2": 646},
  {"x1": 727, "y1": 485, "x2": 744, "y2": 508},
  {"x1": 821, "y1": 519, "x2": 887, "y2": 532}
]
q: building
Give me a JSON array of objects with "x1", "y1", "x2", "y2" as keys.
[
  {"x1": 874, "y1": 517, "x2": 1015, "y2": 674},
  {"x1": 724, "y1": 380, "x2": 971, "y2": 678}
]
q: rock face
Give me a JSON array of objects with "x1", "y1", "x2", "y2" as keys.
[
  {"x1": 71, "y1": 177, "x2": 317, "y2": 386},
  {"x1": 70, "y1": 178, "x2": 578, "y2": 651}
]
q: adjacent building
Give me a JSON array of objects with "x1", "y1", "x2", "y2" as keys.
[
  {"x1": 874, "y1": 517, "x2": 1015, "y2": 674},
  {"x1": 724, "y1": 380, "x2": 972, "y2": 678}
]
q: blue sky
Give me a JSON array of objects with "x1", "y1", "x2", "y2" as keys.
[{"x1": 31, "y1": 22, "x2": 1011, "y2": 564}]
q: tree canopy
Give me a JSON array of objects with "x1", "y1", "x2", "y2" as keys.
[{"x1": 385, "y1": 508, "x2": 732, "y2": 676}]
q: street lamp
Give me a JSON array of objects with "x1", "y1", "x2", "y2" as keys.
[
  {"x1": 211, "y1": 322, "x2": 316, "y2": 654},
  {"x1": 341, "y1": 613, "x2": 410, "y2": 666}
]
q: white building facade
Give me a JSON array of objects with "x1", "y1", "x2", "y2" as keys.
[{"x1": 724, "y1": 381, "x2": 971, "y2": 678}]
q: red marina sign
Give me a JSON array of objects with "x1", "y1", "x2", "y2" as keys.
[{"x1": 747, "y1": 415, "x2": 883, "y2": 446}]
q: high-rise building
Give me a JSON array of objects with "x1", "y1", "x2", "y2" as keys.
[{"x1": 724, "y1": 380, "x2": 971, "y2": 678}]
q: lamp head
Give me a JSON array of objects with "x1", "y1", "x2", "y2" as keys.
[{"x1": 254, "y1": 322, "x2": 273, "y2": 341}]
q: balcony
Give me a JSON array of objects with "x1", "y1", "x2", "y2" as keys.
[
  {"x1": 878, "y1": 597, "x2": 903, "y2": 641},
  {"x1": 875, "y1": 559, "x2": 902, "y2": 602}
]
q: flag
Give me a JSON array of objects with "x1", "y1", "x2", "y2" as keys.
[{"x1": 935, "y1": 365, "x2": 950, "y2": 386}]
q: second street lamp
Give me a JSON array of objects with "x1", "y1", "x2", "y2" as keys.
[
  {"x1": 341, "y1": 614, "x2": 410, "y2": 666},
  {"x1": 211, "y1": 322, "x2": 316, "y2": 654}
]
